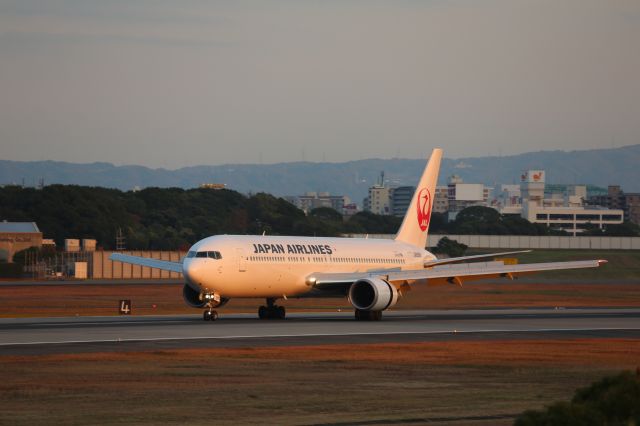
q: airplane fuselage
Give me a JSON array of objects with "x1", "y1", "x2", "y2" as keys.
[{"x1": 183, "y1": 235, "x2": 434, "y2": 298}]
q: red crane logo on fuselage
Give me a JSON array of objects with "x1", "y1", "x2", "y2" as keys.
[{"x1": 416, "y1": 188, "x2": 431, "y2": 232}]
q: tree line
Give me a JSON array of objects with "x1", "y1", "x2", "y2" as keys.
[
  {"x1": 0, "y1": 185, "x2": 401, "y2": 250},
  {"x1": 1, "y1": 186, "x2": 637, "y2": 251}
]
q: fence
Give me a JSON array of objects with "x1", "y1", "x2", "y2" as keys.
[{"x1": 344, "y1": 234, "x2": 640, "y2": 250}]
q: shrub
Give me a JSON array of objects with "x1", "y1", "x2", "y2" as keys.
[
  {"x1": 515, "y1": 370, "x2": 640, "y2": 426},
  {"x1": 432, "y1": 237, "x2": 467, "y2": 258}
]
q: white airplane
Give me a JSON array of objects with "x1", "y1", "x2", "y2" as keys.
[{"x1": 111, "y1": 148, "x2": 606, "y2": 321}]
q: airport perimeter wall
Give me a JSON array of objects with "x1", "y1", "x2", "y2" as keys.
[
  {"x1": 91, "y1": 251, "x2": 186, "y2": 279},
  {"x1": 345, "y1": 234, "x2": 640, "y2": 249},
  {"x1": 429, "y1": 234, "x2": 640, "y2": 249}
]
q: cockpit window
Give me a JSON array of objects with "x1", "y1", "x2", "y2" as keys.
[
  {"x1": 208, "y1": 251, "x2": 222, "y2": 259},
  {"x1": 191, "y1": 250, "x2": 222, "y2": 259}
]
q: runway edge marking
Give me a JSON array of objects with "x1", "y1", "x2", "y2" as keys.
[{"x1": 1, "y1": 326, "x2": 640, "y2": 347}]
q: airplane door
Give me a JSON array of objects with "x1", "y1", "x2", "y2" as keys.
[{"x1": 236, "y1": 248, "x2": 247, "y2": 272}]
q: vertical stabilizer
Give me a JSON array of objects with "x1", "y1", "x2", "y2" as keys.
[{"x1": 394, "y1": 148, "x2": 442, "y2": 248}]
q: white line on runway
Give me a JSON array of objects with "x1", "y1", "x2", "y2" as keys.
[
  {"x1": 1, "y1": 326, "x2": 639, "y2": 347},
  {"x1": 9, "y1": 313, "x2": 636, "y2": 327}
]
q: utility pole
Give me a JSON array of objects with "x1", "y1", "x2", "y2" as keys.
[{"x1": 116, "y1": 228, "x2": 126, "y2": 251}]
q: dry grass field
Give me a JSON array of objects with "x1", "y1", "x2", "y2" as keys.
[
  {"x1": 1, "y1": 339, "x2": 639, "y2": 425},
  {"x1": 1, "y1": 250, "x2": 638, "y2": 425}
]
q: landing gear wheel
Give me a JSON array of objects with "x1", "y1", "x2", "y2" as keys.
[
  {"x1": 355, "y1": 309, "x2": 382, "y2": 321},
  {"x1": 258, "y1": 299, "x2": 286, "y2": 320},
  {"x1": 203, "y1": 309, "x2": 218, "y2": 321}
]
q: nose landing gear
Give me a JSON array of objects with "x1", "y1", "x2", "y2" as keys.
[
  {"x1": 202, "y1": 292, "x2": 221, "y2": 321},
  {"x1": 258, "y1": 298, "x2": 286, "y2": 320},
  {"x1": 203, "y1": 309, "x2": 218, "y2": 321}
]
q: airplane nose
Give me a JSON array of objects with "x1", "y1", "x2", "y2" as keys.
[{"x1": 183, "y1": 259, "x2": 206, "y2": 286}]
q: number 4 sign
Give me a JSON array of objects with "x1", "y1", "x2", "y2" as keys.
[{"x1": 119, "y1": 300, "x2": 132, "y2": 315}]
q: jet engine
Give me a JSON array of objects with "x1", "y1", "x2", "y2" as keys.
[
  {"x1": 348, "y1": 278, "x2": 398, "y2": 311},
  {"x1": 182, "y1": 284, "x2": 228, "y2": 309}
]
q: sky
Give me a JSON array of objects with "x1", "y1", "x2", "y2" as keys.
[{"x1": 0, "y1": 0, "x2": 639, "y2": 168}]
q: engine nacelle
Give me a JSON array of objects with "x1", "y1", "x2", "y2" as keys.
[
  {"x1": 348, "y1": 278, "x2": 398, "y2": 311},
  {"x1": 182, "y1": 284, "x2": 229, "y2": 309}
]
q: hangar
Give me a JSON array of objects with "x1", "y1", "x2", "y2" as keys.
[{"x1": 0, "y1": 221, "x2": 42, "y2": 262}]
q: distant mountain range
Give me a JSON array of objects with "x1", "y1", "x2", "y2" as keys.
[{"x1": 2, "y1": 144, "x2": 639, "y2": 203}]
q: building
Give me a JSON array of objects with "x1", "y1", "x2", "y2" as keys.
[
  {"x1": 285, "y1": 192, "x2": 350, "y2": 215},
  {"x1": 0, "y1": 221, "x2": 43, "y2": 263},
  {"x1": 493, "y1": 184, "x2": 521, "y2": 214},
  {"x1": 564, "y1": 185, "x2": 587, "y2": 207},
  {"x1": 199, "y1": 183, "x2": 226, "y2": 190},
  {"x1": 589, "y1": 185, "x2": 640, "y2": 225},
  {"x1": 363, "y1": 184, "x2": 392, "y2": 215},
  {"x1": 343, "y1": 203, "x2": 359, "y2": 217},
  {"x1": 390, "y1": 186, "x2": 414, "y2": 217},
  {"x1": 516, "y1": 170, "x2": 623, "y2": 235},
  {"x1": 433, "y1": 186, "x2": 449, "y2": 214},
  {"x1": 446, "y1": 175, "x2": 491, "y2": 220},
  {"x1": 362, "y1": 172, "x2": 393, "y2": 215}
]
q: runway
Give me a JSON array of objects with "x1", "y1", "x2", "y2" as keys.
[{"x1": 1, "y1": 308, "x2": 640, "y2": 355}]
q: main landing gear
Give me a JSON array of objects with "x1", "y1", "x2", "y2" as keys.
[
  {"x1": 355, "y1": 309, "x2": 382, "y2": 321},
  {"x1": 258, "y1": 298, "x2": 286, "y2": 320}
]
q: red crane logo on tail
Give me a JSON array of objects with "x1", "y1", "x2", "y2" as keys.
[{"x1": 416, "y1": 188, "x2": 431, "y2": 232}]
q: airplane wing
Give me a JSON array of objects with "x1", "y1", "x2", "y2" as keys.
[
  {"x1": 109, "y1": 253, "x2": 183, "y2": 274},
  {"x1": 308, "y1": 259, "x2": 607, "y2": 290},
  {"x1": 424, "y1": 250, "x2": 532, "y2": 268}
]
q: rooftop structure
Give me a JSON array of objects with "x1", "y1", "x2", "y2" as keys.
[
  {"x1": 0, "y1": 222, "x2": 40, "y2": 233},
  {"x1": 0, "y1": 221, "x2": 43, "y2": 263}
]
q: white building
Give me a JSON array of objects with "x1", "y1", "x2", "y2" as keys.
[
  {"x1": 516, "y1": 170, "x2": 623, "y2": 236},
  {"x1": 447, "y1": 175, "x2": 491, "y2": 220},
  {"x1": 285, "y1": 192, "x2": 350, "y2": 215}
]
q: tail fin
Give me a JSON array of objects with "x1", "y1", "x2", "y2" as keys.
[{"x1": 394, "y1": 148, "x2": 442, "y2": 248}]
